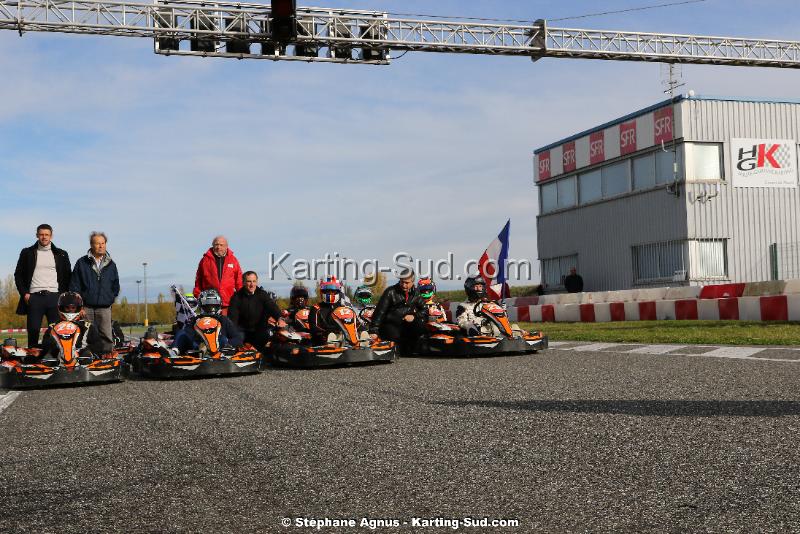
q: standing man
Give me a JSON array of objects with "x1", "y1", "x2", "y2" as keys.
[
  {"x1": 228, "y1": 271, "x2": 284, "y2": 351},
  {"x1": 369, "y1": 270, "x2": 421, "y2": 355},
  {"x1": 193, "y1": 235, "x2": 243, "y2": 313},
  {"x1": 14, "y1": 224, "x2": 72, "y2": 348},
  {"x1": 70, "y1": 231, "x2": 120, "y2": 353},
  {"x1": 564, "y1": 267, "x2": 584, "y2": 293}
]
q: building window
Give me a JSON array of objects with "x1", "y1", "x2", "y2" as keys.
[
  {"x1": 686, "y1": 143, "x2": 722, "y2": 180},
  {"x1": 602, "y1": 160, "x2": 630, "y2": 197},
  {"x1": 632, "y1": 240, "x2": 687, "y2": 283},
  {"x1": 541, "y1": 182, "x2": 557, "y2": 213},
  {"x1": 656, "y1": 146, "x2": 683, "y2": 184},
  {"x1": 633, "y1": 153, "x2": 656, "y2": 190},
  {"x1": 689, "y1": 239, "x2": 728, "y2": 279},
  {"x1": 579, "y1": 169, "x2": 602, "y2": 203},
  {"x1": 557, "y1": 176, "x2": 577, "y2": 208},
  {"x1": 542, "y1": 254, "x2": 578, "y2": 289}
]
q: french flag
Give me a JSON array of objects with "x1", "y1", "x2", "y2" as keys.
[{"x1": 478, "y1": 220, "x2": 511, "y2": 300}]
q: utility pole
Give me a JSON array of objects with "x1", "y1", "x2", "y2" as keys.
[
  {"x1": 136, "y1": 280, "x2": 142, "y2": 325},
  {"x1": 143, "y1": 262, "x2": 149, "y2": 327},
  {"x1": 662, "y1": 63, "x2": 685, "y2": 197}
]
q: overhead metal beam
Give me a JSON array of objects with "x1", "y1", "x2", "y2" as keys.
[{"x1": 1, "y1": 0, "x2": 799, "y2": 68}]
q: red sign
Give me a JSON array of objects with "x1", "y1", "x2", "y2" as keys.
[
  {"x1": 589, "y1": 131, "x2": 604, "y2": 165},
  {"x1": 562, "y1": 141, "x2": 576, "y2": 173},
  {"x1": 619, "y1": 120, "x2": 637, "y2": 155},
  {"x1": 654, "y1": 107, "x2": 673, "y2": 144},
  {"x1": 537, "y1": 151, "x2": 551, "y2": 181}
]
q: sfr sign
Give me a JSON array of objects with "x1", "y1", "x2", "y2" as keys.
[
  {"x1": 654, "y1": 107, "x2": 673, "y2": 144},
  {"x1": 562, "y1": 141, "x2": 576, "y2": 173},
  {"x1": 619, "y1": 120, "x2": 637, "y2": 155},
  {"x1": 538, "y1": 151, "x2": 551, "y2": 181},
  {"x1": 589, "y1": 131, "x2": 604, "y2": 165}
]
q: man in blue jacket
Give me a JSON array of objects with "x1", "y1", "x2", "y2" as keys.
[{"x1": 69, "y1": 231, "x2": 120, "y2": 353}]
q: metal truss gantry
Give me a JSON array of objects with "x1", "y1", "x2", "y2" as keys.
[{"x1": 2, "y1": 0, "x2": 800, "y2": 68}]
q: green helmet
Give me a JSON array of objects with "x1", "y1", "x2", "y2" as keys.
[
  {"x1": 184, "y1": 293, "x2": 198, "y2": 312},
  {"x1": 354, "y1": 285, "x2": 373, "y2": 305}
]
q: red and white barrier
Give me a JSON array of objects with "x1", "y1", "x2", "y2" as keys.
[
  {"x1": 516, "y1": 294, "x2": 800, "y2": 323},
  {"x1": 444, "y1": 278, "x2": 800, "y2": 324}
]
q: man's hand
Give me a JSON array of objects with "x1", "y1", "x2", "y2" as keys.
[
  {"x1": 24, "y1": 293, "x2": 30, "y2": 303},
  {"x1": 276, "y1": 318, "x2": 287, "y2": 328},
  {"x1": 369, "y1": 333, "x2": 378, "y2": 340},
  {"x1": 403, "y1": 314, "x2": 414, "y2": 322}
]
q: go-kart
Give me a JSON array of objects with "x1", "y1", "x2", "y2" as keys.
[
  {"x1": 267, "y1": 305, "x2": 396, "y2": 368},
  {"x1": 127, "y1": 316, "x2": 262, "y2": 378},
  {"x1": 413, "y1": 301, "x2": 548, "y2": 357},
  {"x1": 0, "y1": 322, "x2": 126, "y2": 389}
]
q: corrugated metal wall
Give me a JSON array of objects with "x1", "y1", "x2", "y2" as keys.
[
  {"x1": 537, "y1": 189, "x2": 687, "y2": 291},
  {"x1": 683, "y1": 99, "x2": 800, "y2": 282}
]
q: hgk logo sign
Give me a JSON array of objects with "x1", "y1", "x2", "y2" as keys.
[
  {"x1": 589, "y1": 131, "x2": 605, "y2": 165},
  {"x1": 538, "y1": 151, "x2": 551, "y2": 181},
  {"x1": 563, "y1": 141, "x2": 576, "y2": 173},
  {"x1": 736, "y1": 143, "x2": 783, "y2": 171},
  {"x1": 731, "y1": 138, "x2": 798, "y2": 188}
]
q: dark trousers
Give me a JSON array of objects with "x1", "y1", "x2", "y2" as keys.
[
  {"x1": 379, "y1": 321, "x2": 425, "y2": 356},
  {"x1": 27, "y1": 292, "x2": 60, "y2": 348},
  {"x1": 243, "y1": 330, "x2": 270, "y2": 352}
]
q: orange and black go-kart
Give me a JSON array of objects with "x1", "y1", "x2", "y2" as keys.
[
  {"x1": 267, "y1": 305, "x2": 396, "y2": 368},
  {"x1": 413, "y1": 301, "x2": 548, "y2": 357},
  {"x1": 0, "y1": 323, "x2": 126, "y2": 389},
  {"x1": 127, "y1": 316, "x2": 262, "y2": 378}
]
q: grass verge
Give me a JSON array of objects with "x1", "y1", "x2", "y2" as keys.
[{"x1": 519, "y1": 320, "x2": 800, "y2": 346}]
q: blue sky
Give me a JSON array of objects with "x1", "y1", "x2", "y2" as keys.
[{"x1": 3, "y1": 0, "x2": 800, "y2": 299}]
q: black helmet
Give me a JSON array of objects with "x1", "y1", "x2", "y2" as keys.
[
  {"x1": 464, "y1": 276, "x2": 487, "y2": 301},
  {"x1": 57, "y1": 291, "x2": 84, "y2": 321},
  {"x1": 290, "y1": 285, "x2": 309, "y2": 300},
  {"x1": 198, "y1": 289, "x2": 222, "y2": 315}
]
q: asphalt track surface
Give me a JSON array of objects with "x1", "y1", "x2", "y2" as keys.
[{"x1": 2, "y1": 346, "x2": 800, "y2": 533}]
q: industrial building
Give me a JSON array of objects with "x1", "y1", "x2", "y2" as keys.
[{"x1": 535, "y1": 94, "x2": 800, "y2": 292}]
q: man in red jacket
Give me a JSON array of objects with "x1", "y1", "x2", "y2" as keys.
[{"x1": 193, "y1": 235, "x2": 243, "y2": 313}]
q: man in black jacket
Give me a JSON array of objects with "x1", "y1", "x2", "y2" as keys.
[
  {"x1": 69, "y1": 231, "x2": 120, "y2": 353},
  {"x1": 564, "y1": 267, "x2": 584, "y2": 293},
  {"x1": 228, "y1": 271, "x2": 284, "y2": 351},
  {"x1": 14, "y1": 224, "x2": 72, "y2": 348},
  {"x1": 369, "y1": 271, "x2": 422, "y2": 355}
]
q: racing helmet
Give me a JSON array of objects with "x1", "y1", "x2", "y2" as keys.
[
  {"x1": 319, "y1": 276, "x2": 342, "y2": 305},
  {"x1": 58, "y1": 291, "x2": 84, "y2": 322},
  {"x1": 354, "y1": 285, "x2": 373, "y2": 305},
  {"x1": 198, "y1": 289, "x2": 223, "y2": 315},
  {"x1": 290, "y1": 285, "x2": 309, "y2": 307},
  {"x1": 464, "y1": 275, "x2": 487, "y2": 301},
  {"x1": 417, "y1": 277, "x2": 436, "y2": 300},
  {"x1": 184, "y1": 293, "x2": 198, "y2": 313}
]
